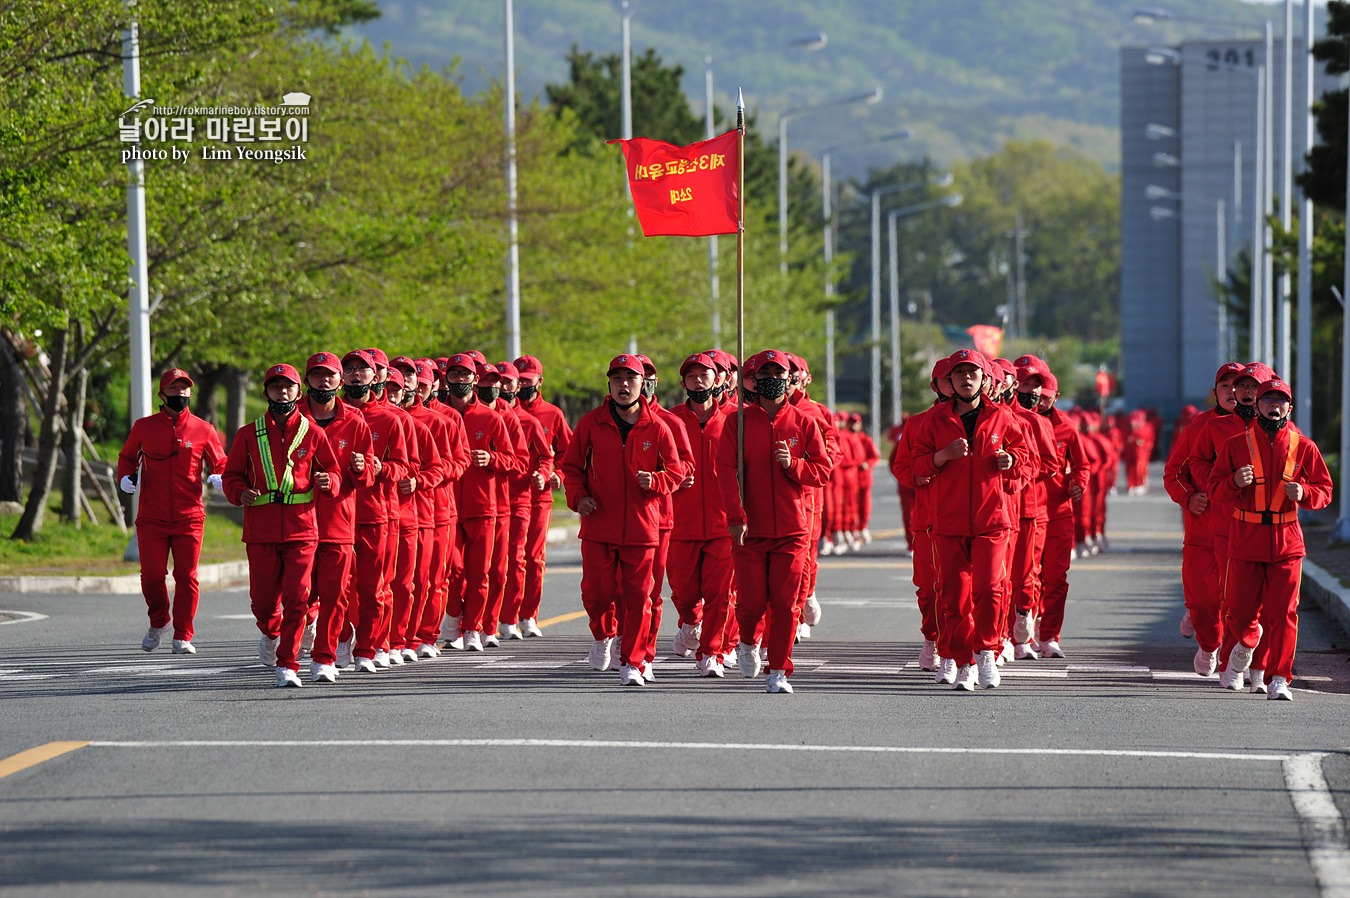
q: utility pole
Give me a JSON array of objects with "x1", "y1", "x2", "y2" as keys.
[
  {"x1": 503, "y1": 0, "x2": 521, "y2": 359},
  {"x1": 1014, "y1": 211, "x2": 1027, "y2": 337}
]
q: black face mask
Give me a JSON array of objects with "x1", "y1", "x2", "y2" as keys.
[
  {"x1": 1037, "y1": 405, "x2": 1052, "y2": 417},
  {"x1": 437, "y1": 389, "x2": 451, "y2": 404},
  {"x1": 307, "y1": 386, "x2": 338, "y2": 404},
  {"x1": 268, "y1": 398, "x2": 297, "y2": 419},
  {"x1": 686, "y1": 387, "x2": 714, "y2": 403},
  {"x1": 517, "y1": 384, "x2": 538, "y2": 401},
  {"x1": 1258, "y1": 413, "x2": 1288, "y2": 434},
  {"x1": 476, "y1": 385, "x2": 500, "y2": 404},
  {"x1": 641, "y1": 378, "x2": 657, "y2": 399},
  {"x1": 1016, "y1": 391, "x2": 1039, "y2": 410},
  {"x1": 1236, "y1": 401, "x2": 1258, "y2": 420},
  {"x1": 162, "y1": 394, "x2": 190, "y2": 414},
  {"x1": 372, "y1": 382, "x2": 386, "y2": 398},
  {"x1": 755, "y1": 377, "x2": 788, "y2": 400},
  {"x1": 342, "y1": 383, "x2": 371, "y2": 401},
  {"x1": 500, "y1": 391, "x2": 517, "y2": 402},
  {"x1": 446, "y1": 382, "x2": 474, "y2": 399}
]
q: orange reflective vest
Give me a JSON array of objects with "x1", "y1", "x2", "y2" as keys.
[{"x1": 1232, "y1": 426, "x2": 1300, "y2": 525}]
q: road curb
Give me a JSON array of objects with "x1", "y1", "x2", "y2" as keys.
[
  {"x1": 0, "y1": 525, "x2": 581, "y2": 595},
  {"x1": 1303, "y1": 558, "x2": 1350, "y2": 637}
]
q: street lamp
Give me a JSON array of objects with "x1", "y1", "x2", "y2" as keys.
[
  {"x1": 779, "y1": 87, "x2": 883, "y2": 275},
  {"x1": 821, "y1": 129, "x2": 912, "y2": 408},
  {"x1": 791, "y1": 32, "x2": 828, "y2": 51},
  {"x1": 620, "y1": 0, "x2": 638, "y2": 141},
  {"x1": 887, "y1": 194, "x2": 963, "y2": 426}
]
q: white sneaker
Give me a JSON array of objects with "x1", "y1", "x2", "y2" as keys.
[
  {"x1": 443, "y1": 616, "x2": 462, "y2": 644},
  {"x1": 444, "y1": 634, "x2": 465, "y2": 651},
  {"x1": 833, "y1": 534, "x2": 847, "y2": 553},
  {"x1": 336, "y1": 633, "x2": 355, "y2": 669},
  {"x1": 1041, "y1": 640, "x2": 1064, "y2": 659},
  {"x1": 373, "y1": 650, "x2": 392, "y2": 669},
  {"x1": 501, "y1": 623, "x2": 524, "y2": 640},
  {"x1": 588, "y1": 638, "x2": 612, "y2": 671},
  {"x1": 301, "y1": 620, "x2": 317, "y2": 653},
  {"x1": 385, "y1": 648, "x2": 405, "y2": 666},
  {"x1": 1180, "y1": 609, "x2": 1195, "y2": 639},
  {"x1": 796, "y1": 622, "x2": 812, "y2": 640},
  {"x1": 722, "y1": 645, "x2": 738, "y2": 669},
  {"x1": 861, "y1": 528, "x2": 873, "y2": 545},
  {"x1": 818, "y1": 537, "x2": 833, "y2": 557},
  {"x1": 998, "y1": 638, "x2": 1014, "y2": 666},
  {"x1": 641, "y1": 661, "x2": 656, "y2": 683},
  {"x1": 1248, "y1": 669, "x2": 1268, "y2": 694},
  {"x1": 844, "y1": 531, "x2": 859, "y2": 552},
  {"x1": 416, "y1": 643, "x2": 439, "y2": 659},
  {"x1": 520, "y1": 617, "x2": 543, "y2": 637},
  {"x1": 1075, "y1": 542, "x2": 1090, "y2": 559},
  {"x1": 400, "y1": 648, "x2": 418, "y2": 663},
  {"x1": 609, "y1": 638, "x2": 623, "y2": 671},
  {"x1": 1014, "y1": 642, "x2": 1039, "y2": 661},
  {"x1": 310, "y1": 662, "x2": 337, "y2": 683},
  {"x1": 953, "y1": 664, "x2": 977, "y2": 691},
  {"x1": 141, "y1": 624, "x2": 172, "y2": 652},
  {"x1": 765, "y1": 671, "x2": 794, "y2": 694},
  {"x1": 171, "y1": 639, "x2": 196, "y2": 654},
  {"x1": 935, "y1": 657, "x2": 958, "y2": 685},
  {"x1": 977, "y1": 650, "x2": 1001, "y2": 688},
  {"x1": 697, "y1": 655, "x2": 725, "y2": 678},
  {"x1": 736, "y1": 642, "x2": 763, "y2": 678},
  {"x1": 672, "y1": 622, "x2": 700, "y2": 657},
  {"x1": 803, "y1": 593, "x2": 822, "y2": 626},
  {"x1": 918, "y1": 640, "x2": 939, "y2": 671},
  {"x1": 463, "y1": 630, "x2": 484, "y2": 652},
  {"x1": 259, "y1": 635, "x2": 280, "y2": 668},
  {"x1": 483, "y1": 633, "x2": 501, "y2": 648},
  {"x1": 1013, "y1": 611, "x2": 1033, "y2": 645},
  {"x1": 354, "y1": 656, "x2": 378, "y2": 673},
  {"x1": 1193, "y1": 648, "x2": 1218, "y2": 677},
  {"x1": 1267, "y1": 676, "x2": 1293, "y2": 701},
  {"x1": 619, "y1": 665, "x2": 646, "y2": 686},
  {"x1": 1228, "y1": 643, "x2": 1254, "y2": 675},
  {"x1": 1218, "y1": 665, "x2": 1245, "y2": 690},
  {"x1": 276, "y1": 667, "x2": 303, "y2": 688},
  {"x1": 1089, "y1": 538, "x2": 1102, "y2": 556}
]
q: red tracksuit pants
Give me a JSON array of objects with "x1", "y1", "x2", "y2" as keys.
[
  {"x1": 898, "y1": 488, "x2": 916, "y2": 552},
  {"x1": 580, "y1": 540, "x2": 655, "y2": 668},
  {"x1": 519, "y1": 500, "x2": 554, "y2": 623},
  {"x1": 352, "y1": 521, "x2": 387, "y2": 660},
  {"x1": 933, "y1": 531, "x2": 1010, "y2": 668},
  {"x1": 484, "y1": 513, "x2": 511, "y2": 635},
  {"x1": 247, "y1": 539, "x2": 318, "y2": 672},
  {"x1": 385, "y1": 522, "x2": 419, "y2": 650},
  {"x1": 309, "y1": 541, "x2": 354, "y2": 666},
  {"x1": 1181, "y1": 542, "x2": 1222, "y2": 653},
  {"x1": 668, "y1": 536, "x2": 735, "y2": 661},
  {"x1": 639, "y1": 528, "x2": 672, "y2": 665},
  {"x1": 733, "y1": 533, "x2": 809, "y2": 677},
  {"x1": 137, "y1": 523, "x2": 204, "y2": 641},
  {"x1": 796, "y1": 494, "x2": 824, "y2": 613},
  {"x1": 499, "y1": 509, "x2": 532, "y2": 627},
  {"x1": 446, "y1": 516, "x2": 495, "y2": 634},
  {"x1": 1010, "y1": 516, "x2": 1047, "y2": 620},
  {"x1": 857, "y1": 477, "x2": 873, "y2": 530},
  {"x1": 1208, "y1": 525, "x2": 1272, "y2": 671},
  {"x1": 415, "y1": 522, "x2": 454, "y2": 647},
  {"x1": 1221, "y1": 557, "x2": 1301, "y2": 682},
  {"x1": 912, "y1": 526, "x2": 940, "y2": 642},
  {"x1": 390, "y1": 526, "x2": 434, "y2": 651},
  {"x1": 1039, "y1": 516, "x2": 1075, "y2": 643}
]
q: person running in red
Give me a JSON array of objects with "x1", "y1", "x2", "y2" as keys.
[
  {"x1": 299, "y1": 351, "x2": 374, "y2": 683},
  {"x1": 668, "y1": 352, "x2": 734, "y2": 676},
  {"x1": 118, "y1": 368, "x2": 228, "y2": 654},
  {"x1": 900, "y1": 350, "x2": 1029, "y2": 691},
  {"x1": 492, "y1": 360, "x2": 551, "y2": 640},
  {"x1": 1007, "y1": 361, "x2": 1059, "y2": 661},
  {"x1": 475, "y1": 361, "x2": 528, "y2": 648},
  {"x1": 561, "y1": 354, "x2": 685, "y2": 686},
  {"x1": 1208, "y1": 378, "x2": 1333, "y2": 699},
  {"x1": 849, "y1": 414, "x2": 879, "y2": 544},
  {"x1": 786, "y1": 354, "x2": 836, "y2": 639},
  {"x1": 222, "y1": 363, "x2": 341, "y2": 687},
  {"x1": 1163, "y1": 362, "x2": 1244, "y2": 675},
  {"x1": 512, "y1": 354, "x2": 573, "y2": 637},
  {"x1": 716, "y1": 350, "x2": 831, "y2": 694}
]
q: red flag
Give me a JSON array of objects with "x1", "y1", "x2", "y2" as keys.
[
  {"x1": 966, "y1": 325, "x2": 1003, "y2": 360},
  {"x1": 1095, "y1": 371, "x2": 1116, "y2": 397},
  {"x1": 609, "y1": 130, "x2": 740, "y2": 237}
]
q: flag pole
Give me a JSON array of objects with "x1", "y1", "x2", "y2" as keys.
[{"x1": 736, "y1": 89, "x2": 746, "y2": 502}]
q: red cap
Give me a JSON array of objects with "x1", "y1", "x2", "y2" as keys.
[
  {"x1": 305, "y1": 352, "x2": 341, "y2": 376},
  {"x1": 1238, "y1": 362, "x2": 1275, "y2": 383},
  {"x1": 384, "y1": 367, "x2": 406, "y2": 390},
  {"x1": 476, "y1": 361, "x2": 500, "y2": 384},
  {"x1": 435, "y1": 356, "x2": 450, "y2": 374},
  {"x1": 886, "y1": 424, "x2": 905, "y2": 443},
  {"x1": 719, "y1": 350, "x2": 739, "y2": 371},
  {"x1": 995, "y1": 358, "x2": 1016, "y2": 379},
  {"x1": 795, "y1": 355, "x2": 811, "y2": 375},
  {"x1": 391, "y1": 356, "x2": 417, "y2": 374},
  {"x1": 513, "y1": 355, "x2": 543, "y2": 377},
  {"x1": 1013, "y1": 354, "x2": 1043, "y2": 368},
  {"x1": 158, "y1": 368, "x2": 194, "y2": 390},
  {"x1": 263, "y1": 363, "x2": 301, "y2": 386},
  {"x1": 633, "y1": 354, "x2": 657, "y2": 376},
  {"x1": 1214, "y1": 362, "x2": 1246, "y2": 385},
  {"x1": 607, "y1": 354, "x2": 644, "y2": 377},
  {"x1": 495, "y1": 361, "x2": 520, "y2": 380},
  {"x1": 465, "y1": 350, "x2": 487, "y2": 366},
  {"x1": 363, "y1": 348, "x2": 389, "y2": 370},
  {"x1": 342, "y1": 349, "x2": 375, "y2": 371},
  {"x1": 948, "y1": 348, "x2": 989, "y2": 372},
  {"x1": 744, "y1": 349, "x2": 789, "y2": 374},
  {"x1": 1016, "y1": 360, "x2": 1048, "y2": 383},
  {"x1": 680, "y1": 353, "x2": 718, "y2": 376},
  {"x1": 445, "y1": 353, "x2": 476, "y2": 373},
  {"x1": 784, "y1": 353, "x2": 807, "y2": 374},
  {"x1": 1041, "y1": 372, "x2": 1059, "y2": 394},
  {"x1": 931, "y1": 358, "x2": 953, "y2": 382},
  {"x1": 848, "y1": 412, "x2": 862, "y2": 424},
  {"x1": 415, "y1": 359, "x2": 437, "y2": 383},
  {"x1": 1257, "y1": 378, "x2": 1292, "y2": 401}
]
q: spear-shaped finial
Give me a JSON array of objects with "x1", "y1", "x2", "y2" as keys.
[{"x1": 736, "y1": 87, "x2": 744, "y2": 111}]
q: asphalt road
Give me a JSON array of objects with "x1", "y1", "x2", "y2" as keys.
[{"x1": 2, "y1": 465, "x2": 1348, "y2": 896}]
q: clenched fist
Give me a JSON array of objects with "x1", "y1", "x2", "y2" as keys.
[
  {"x1": 1233, "y1": 465, "x2": 1255, "y2": 488},
  {"x1": 995, "y1": 450, "x2": 1013, "y2": 471},
  {"x1": 936, "y1": 438, "x2": 969, "y2": 465},
  {"x1": 774, "y1": 441, "x2": 792, "y2": 470},
  {"x1": 1187, "y1": 492, "x2": 1209, "y2": 515},
  {"x1": 637, "y1": 471, "x2": 655, "y2": 490},
  {"x1": 1285, "y1": 481, "x2": 1303, "y2": 502},
  {"x1": 471, "y1": 449, "x2": 491, "y2": 467}
]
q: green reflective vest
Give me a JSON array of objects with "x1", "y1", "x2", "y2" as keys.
[{"x1": 250, "y1": 414, "x2": 314, "y2": 505}]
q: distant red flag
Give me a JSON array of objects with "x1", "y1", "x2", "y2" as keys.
[
  {"x1": 609, "y1": 130, "x2": 740, "y2": 237},
  {"x1": 966, "y1": 325, "x2": 1003, "y2": 360}
]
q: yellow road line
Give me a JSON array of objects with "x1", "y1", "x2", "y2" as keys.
[
  {"x1": 543, "y1": 565, "x2": 583, "y2": 575},
  {"x1": 0, "y1": 741, "x2": 88, "y2": 781},
  {"x1": 537, "y1": 610, "x2": 587, "y2": 629},
  {"x1": 818, "y1": 560, "x2": 912, "y2": 570}
]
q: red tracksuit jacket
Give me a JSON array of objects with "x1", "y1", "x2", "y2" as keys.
[
  {"x1": 351, "y1": 400, "x2": 410, "y2": 527},
  {"x1": 650, "y1": 399, "x2": 697, "y2": 530},
  {"x1": 670, "y1": 401, "x2": 729, "y2": 541},
  {"x1": 1040, "y1": 407, "x2": 1091, "y2": 521},
  {"x1": 403, "y1": 409, "x2": 446, "y2": 529},
  {"x1": 117, "y1": 408, "x2": 227, "y2": 529},
  {"x1": 902, "y1": 398, "x2": 1030, "y2": 537},
  {"x1": 1185, "y1": 410, "x2": 1251, "y2": 540},
  {"x1": 560, "y1": 396, "x2": 685, "y2": 547},
  {"x1": 302, "y1": 398, "x2": 375, "y2": 545},
  {"x1": 507, "y1": 401, "x2": 554, "y2": 511},
  {"x1": 385, "y1": 404, "x2": 424, "y2": 529},
  {"x1": 448, "y1": 397, "x2": 523, "y2": 519},
  {"x1": 1012, "y1": 403, "x2": 1059, "y2": 521},
  {"x1": 413, "y1": 401, "x2": 470, "y2": 526},
  {"x1": 222, "y1": 411, "x2": 341, "y2": 543},
  {"x1": 716, "y1": 401, "x2": 832, "y2": 539},
  {"x1": 1163, "y1": 405, "x2": 1221, "y2": 547},
  {"x1": 518, "y1": 392, "x2": 574, "y2": 504},
  {"x1": 892, "y1": 401, "x2": 946, "y2": 530},
  {"x1": 1208, "y1": 422, "x2": 1333, "y2": 562}
]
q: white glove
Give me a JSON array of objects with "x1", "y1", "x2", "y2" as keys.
[
  {"x1": 119, "y1": 475, "x2": 137, "y2": 495},
  {"x1": 207, "y1": 474, "x2": 223, "y2": 491}
]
